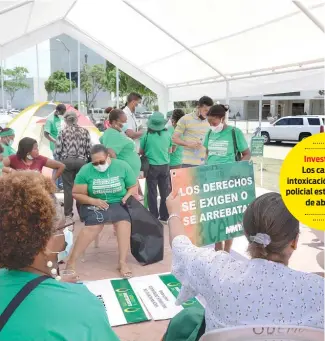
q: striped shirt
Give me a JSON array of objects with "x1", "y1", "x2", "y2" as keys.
[
  {"x1": 54, "y1": 125, "x2": 91, "y2": 162},
  {"x1": 174, "y1": 112, "x2": 210, "y2": 165}
]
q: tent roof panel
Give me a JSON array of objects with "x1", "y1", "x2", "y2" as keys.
[
  {"x1": 0, "y1": 0, "x2": 324, "y2": 99},
  {"x1": 0, "y1": 2, "x2": 31, "y2": 45},
  {"x1": 27, "y1": 0, "x2": 76, "y2": 32}
]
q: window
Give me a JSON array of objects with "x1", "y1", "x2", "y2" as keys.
[
  {"x1": 66, "y1": 72, "x2": 78, "y2": 86},
  {"x1": 289, "y1": 118, "x2": 303, "y2": 125},
  {"x1": 307, "y1": 118, "x2": 321, "y2": 126},
  {"x1": 274, "y1": 118, "x2": 289, "y2": 126},
  {"x1": 321, "y1": 118, "x2": 325, "y2": 125}
]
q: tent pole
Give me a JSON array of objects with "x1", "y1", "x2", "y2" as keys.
[
  {"x1": 1, "y1": 60, "x2": 4, "y2": 112},
  {"x1": 293, "y1": 1, "x2": 324, "y2": 32},
  {"x1": 225, "y1": 81, "x2": 230, "y2": 121},
  {"x1": 77, "y1": 40, "x2": 81, "y2": 112},
  {"x1": 258, "y1": 97, "x2": 263, "y2": 131},
  {"x1": 122, "y1": 0, "x2": 227, "y2": 81},
  {"x1": 116, "y1": 67, "x2": 119, "y2": 108},
  {"x1": 35, "y1": 44, "x2": 40, "y2": 103}
]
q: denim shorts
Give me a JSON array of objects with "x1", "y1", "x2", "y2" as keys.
[{"x1": 79, "y1": 203, "x2": 130, "y2": 226}]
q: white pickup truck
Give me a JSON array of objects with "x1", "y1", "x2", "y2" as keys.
[{"x1": 261, "y1": 115, "x2": 325, "y2": 144}]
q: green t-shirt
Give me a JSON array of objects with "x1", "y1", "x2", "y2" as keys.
[
  {"x1": 75, "y1": 158, "x2": 136, "y2": 203},
  {"x1": 0, "y1": 143, "x2": 16, "y2": 173},
  {"x1": 168, "y1": 127, "x2": 183, "y2": 167},
  {"x1": 0, "y1": 270, "x2": 119, "y2": 341},
  {"x1": 203, "y1": 126, "x2": 248, "y2": 165},
  {"x1": 100, "y1": 128, "x2": 141, "y2": 177},
  {"x1": 44, "y1": 114, "x2": 63, "y2": 152},
  {"x1": 140, "y1": 130, "x2": 172, "y2": 166}
]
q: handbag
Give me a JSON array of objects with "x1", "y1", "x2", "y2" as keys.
[
  {"x1": 162, "y1": 307, "x2": 206, "y2": 341},
  {"x1": 232, "y1": 128, "x2": 241, "y2": 161},
  {"x1": 125, "y1": 196, "x2": 164, "y2": 265},
  {"x1": 0, "y1": 275, "x2": 49, "y2": 332},
  {"x1": 140, "y1": 132, "x2": 149, "y2": 177}
]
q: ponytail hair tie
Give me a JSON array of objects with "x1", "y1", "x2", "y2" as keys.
[{"x1": 249, "y1": 233, "x2": 271, "y2": 247}]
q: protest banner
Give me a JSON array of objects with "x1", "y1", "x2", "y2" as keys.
[
  {"x1": 171, "y1": 161, "x2": 256, "y2": 246},
  {"x1": 250, "y1": 137, "x2": 264, "y2": 157},
  {"x1": 85, "y1": 278, "x2": 150, "y2": 326},
  {"x1": 130, "y1": 273, "x2": 203, "y2": 321},
  {"x1": 250, "y1": 137, "x2": 265, "y2": 187}
]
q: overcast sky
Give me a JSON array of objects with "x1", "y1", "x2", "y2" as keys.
[{"x1": 4, "y1": 40, "x2": 51, "y2": 79}]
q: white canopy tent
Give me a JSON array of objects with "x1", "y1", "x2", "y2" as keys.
[{"x1": 0, "y1": 0, "x2": 324, "y2": 112}]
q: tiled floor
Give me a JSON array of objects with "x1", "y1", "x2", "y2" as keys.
[{"x1": 64, "y1": 187, "x2": 324, "y2": 341}]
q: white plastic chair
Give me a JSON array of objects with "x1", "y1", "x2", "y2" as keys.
[{"x1": 200, "y1": 325, "x2": 324, "y2": 341}]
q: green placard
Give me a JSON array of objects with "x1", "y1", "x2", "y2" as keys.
[
  {"x1": 110, "y1": 279, "x2": 149, "y2": 324},
  {"x1": 171, "y1": 161, "x2": 256, "y2": 246},
  {"x1": 159, "y1": 274, "x2": 203, "y2": 310},
  {"x1": 250, "y1": 137, "x2": 264, "y2": 157}
]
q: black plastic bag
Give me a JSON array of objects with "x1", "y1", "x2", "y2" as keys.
[{"x1": 125, "y1": 196, "x2": 164, "y2": 265}]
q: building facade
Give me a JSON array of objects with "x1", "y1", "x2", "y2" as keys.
[{"x1": 49, "y1": 34, "x2": 113, "y2": 109}]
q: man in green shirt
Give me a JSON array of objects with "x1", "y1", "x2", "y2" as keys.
[
  {"x1": 44, "y1": 104, "x2": 66, "y2": 189},
  {"x1": 44, "y1": 104, "x2": 66, "y2": 152}
]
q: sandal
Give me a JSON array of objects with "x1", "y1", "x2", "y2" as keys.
[{"x1": 118, "y1": 262, "x2": 132, "y2": 279}]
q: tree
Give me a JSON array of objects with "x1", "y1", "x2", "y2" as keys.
[
  {"x1": 0, "y1": 66, "x2": 29, "y2": 101},
  {"x1": 45, "y1": 70, "x2": 76, "y2": 101},
  {"x1": 105, "y1": 61, "x2": 157, "y2": 109},
  {"x1": 80, "y1": 64, "x2": 108, "y2": 112}
]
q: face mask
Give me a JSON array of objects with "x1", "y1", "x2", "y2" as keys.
[
  {"x1": 210, "y1": 123, "x2": 224, "y2": 133},
  {"x1": 197, "y1": 110, "x2": 206, "y2": 121},
  {"x1": 57, "y1": 228, "x2": 74, "y2": 262},
  {"x1": 94, "y1": 163, "x2": 109, "y2": 172},
  {"x1": 8, "y1": 140, "x2": 13, "y2": 146},
  {"x1": 26, "y1": 154, "x2": 34, "y2": 160}
]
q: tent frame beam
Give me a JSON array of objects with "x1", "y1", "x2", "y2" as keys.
[
  {"x1": 168, "y1": 65, "x2": 323, "y2": 89},
  {"x1": 0, "y1": 0, "x2": 33, "y2": 16},
  {"x1": 122, "y1": 0, "x2": 228, "y2": 83},
  {"x1": 293, "y1": 1, "x2": 324, "y2": 33},
  {"x1": 63, "y1": 21, "x2": 167, "y2": 95},
  {"x1": 140, "y1": 2, "x2": 324, "y2": 69},
  {"x1": 168, "y1": 59, "x2": 324, "y2": 88}
]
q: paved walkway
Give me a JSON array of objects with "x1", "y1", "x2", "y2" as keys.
[{"x1": 62, "y1": 187, "x2": 324, "y2": 341}]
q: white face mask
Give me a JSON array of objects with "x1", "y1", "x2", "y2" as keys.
[
  {"x1": 210, "y1": 122, "x2": 224, "y2": 133},
  {"x1": 94, "y1": 163, "x2": 109, "y2": 172},
  {"x1": 26, "y1": 154, "x2": 34, "y2": 160}
]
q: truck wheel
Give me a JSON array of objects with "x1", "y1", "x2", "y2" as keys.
[
  {"x1": 261, "y1": 132, "x2": 270, "y2": 144},
  {"x1": 299, "y1": 133, "x2": 311, "y2": 142}
]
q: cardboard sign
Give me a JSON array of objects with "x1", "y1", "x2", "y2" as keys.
[
  {"x1": 130, "y1": 273, "x2": 203, "y2": 321},
  {"x1": 250, "y1": 137, "x2": 265, "y2": 157},
  {"x1": 171, "y1": 161, "x2": 256, "y2": 246},
  {"x1": 85, "y1": 278, "x2": 150, "y2": 326}
]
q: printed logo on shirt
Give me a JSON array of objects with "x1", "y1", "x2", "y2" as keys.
[
  {"x1": 92, "y1": 177, "x2": 122, "y2": 194},
  {"x1": 208, "y1": 140, "x2": 229, "y2": 157}
]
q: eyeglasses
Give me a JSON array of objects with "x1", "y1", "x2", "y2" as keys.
[
  {"x1": 55, "y1": 220, "x2": 75, "y2": 233},
  {"x1": 92, "y1": 160, "x2": 106, "y2": 166}
]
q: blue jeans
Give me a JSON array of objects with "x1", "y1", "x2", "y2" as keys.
[{"x1": 53, "y1": 155, "x2": 63, "y2": 189}]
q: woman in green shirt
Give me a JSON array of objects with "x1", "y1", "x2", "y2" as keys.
[
  {"x1": 0, "y1": 127, "x2": 15, "y2": 156},
  {"x1": 0, "y1": 171, "x2": 119, "y2": 341},
  {"x1": 203, "y1": 104, "x2": 251, "y2": 253},
  {"x1": 99, "y1": 109, "x2": 141, "y2": 178},
  {"x1": 140, "y1": 112, "x2": 172, "y2": 222},
  {"x1": 0, "y1": 128, "x2": 15, "y2": 175},
  {"x1": 67, "y1": 144, "x2": 137, "y2": 279},
  {"x1": 168, "y1": 109, "x2": 185, "y2": 169}
]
